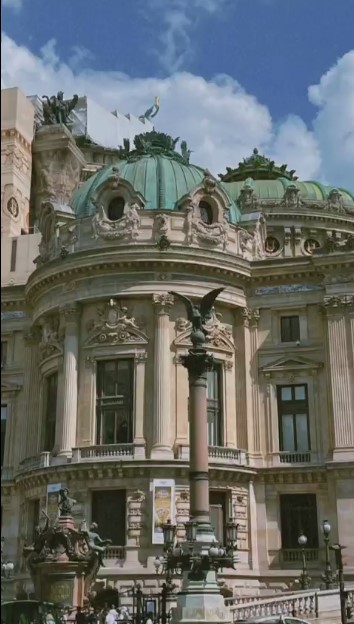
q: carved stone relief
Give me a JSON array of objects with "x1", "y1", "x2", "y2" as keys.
[
  {"x1": 127, "y1": 490, "x2": 146, "y2": 542},
  {"x1": 184, "y1": 204, "x2": 229, "y2": 249},
  {"x1": 38, "y1": 316, "x2": 63, "y2": 362},
  {"x1": 85, "y1": 299, "x2": 148, "y2": 346},
  {"x1": 174, "y1": 308, "x2": 234, "y2": 352},
  {"x1": 91, "y1": 203, "x2": 140, "y2": 241}
]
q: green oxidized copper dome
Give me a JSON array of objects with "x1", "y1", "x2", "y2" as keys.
[
  {"x1": 220, "y1": 148, "x2": 354, "y2": 208},
  {"x1": 72, "y1": 132, "x2": 240, "y2": 223}
]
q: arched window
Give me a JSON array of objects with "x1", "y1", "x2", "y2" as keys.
[
  {"x1": 199, "y1": 200, "x2": 213, "y2": 225},
  {"x1": 108, "y1": 196, "x2": 125, "y2": 221}
]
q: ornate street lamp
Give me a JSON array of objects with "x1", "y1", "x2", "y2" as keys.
[
  {"x1": 297, "y1": 531, "x2": 311, "y2": 590},
  {"x1": 321, "y1": 520, "x2": 336, "y2": 590},
  {"x1": 151, "y1": 289, "x2": 238, "y2": 623},
  {"x1": 330, "y1": 544, "x2": 349, "y2": 624}
]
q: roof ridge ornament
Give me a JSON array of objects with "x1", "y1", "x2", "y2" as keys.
[
  {"x1": 219, "y1": 147, "x2": 298, "y2": 182},
  {"x1": 117, "y1": 131, "x2": 192, "y2": 165}
]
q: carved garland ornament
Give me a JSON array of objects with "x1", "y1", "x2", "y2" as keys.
[
  {"x1": 184, "y1": 205, "x2": 229, "y2": 249},
  {"x1": 91, "y1": 202, "x2": 140, "y2": 241},
  {"x1": 85, "y1": 299, "x2": 148, "y2": 346}
]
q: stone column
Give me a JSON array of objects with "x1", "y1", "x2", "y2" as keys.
[
  {"x1": 22, "y1": 328, "x2": 41, "y2": 462},
  {"x1": 151, "y1": 293, "x2": 174, "y2": 459},
  {"x1": 133, "y1": 352, "x2": 147, "y2": 459},
  {"x1": 323, "y1": 296, "x2": 354, "y2": 460},
  {"x1": 241, "y1": 307, "x2": 261, "y2": 459},
  {"x1": 56, "y1": 304, "x2": 80, "y2": 457}
]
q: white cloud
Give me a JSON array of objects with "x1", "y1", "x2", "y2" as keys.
[
  {"x1": 308, "y1": 51, "x2": 354, "y2": 189},
  {"x1": 144, "y1": 0, "x2": 234, "y2": 73},
  {"x1": 2, "y1": 0, "x2": 23, "y2": 11},
  {"x1": 1, "y1": 33, "x2": 353, "y2": 191}
]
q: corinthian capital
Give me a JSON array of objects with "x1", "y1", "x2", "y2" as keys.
[
  {"x1": 241, "y1": 307, "x2": 260, "y2": 327},
  {"x1": 61, "y1": 303, "x2": 80, "y2": 324},
  {"x1": 152, "y1": 293, "x2": 174, "y2": 315},
  {"x1": 322, "y1": 295, "x2": 354, "y2": 315}
]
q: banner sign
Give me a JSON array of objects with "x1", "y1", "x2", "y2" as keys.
[
  {"x1": 152, "y1": 479, "x2": 175, "y2": 545},
  {"x1": 46, "y1": 483, "x2": 62, "y2": 521}
]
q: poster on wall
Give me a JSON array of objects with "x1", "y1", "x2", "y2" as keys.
[
  {"x1": 46, "y1": 483, "x2": 62, "y2": 521},
  {"x1": 152, "y1": 479, "x2": 175, "y2": 545}
]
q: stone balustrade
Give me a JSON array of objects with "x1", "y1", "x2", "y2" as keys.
[
  {"x1": 229, "y1": 585, "x2": 354, "y2": 622},
  {"x1": 103, "y1": 546, "x2": 126, "y2": 564},
  {"x1": 72, "y1": 444, "x2": 135, "y2": 461},
  {"x1": 177, "y1": 444, "x2": 248, "y2": 465}
]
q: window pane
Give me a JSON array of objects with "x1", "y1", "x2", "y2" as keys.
[
  {"x1": 282, "y1": 414, "x2": 295, "y2": 451},
  {"x1": 281, "y1": 316, "x2": 300, "y2": 342},
  {"x1": 92, "y1": 490, "x2": 126, "y2": 545},
  {"x1": 102, "y1": 411, "x2": 116, "y2": 444},
  {"x1": 296, "y1": 413, "x2": 310, "y2": 451},
  {"x1": 295, "y1": 385, "x2": 306, "y2": 401},
  {"x1": 280, "y1": 494, "x2": 318, "y2": 549},
  {"x1": 1, "y1": 405, "x2": 7, "y2": 421},
  {"x1": 281, "y1": 387, "x2": 292, "y2": 401},
  {"x1": 44, "y1": 373, "x2": 58, "y2": 452}
]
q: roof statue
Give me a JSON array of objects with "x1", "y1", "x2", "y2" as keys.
[
  {"x1": 116, "y1": 130, "x2": 192, "y2": 165},
  {"x1": 219, "y1": 148, "x2": 298, "y2": 182},
  {"x1": 41, "y1": 91, "x2": 79, "y2": 127},
  {"x1": 139, "y1": 96, "x2": 160, "y2": 122},
  {"x1": 169, "y1": 288, "x2": 224, "y2": 347}
]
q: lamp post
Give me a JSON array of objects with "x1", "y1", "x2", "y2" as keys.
[
  {"x1": 321, "y1": 520, "x2": 335, "y2": 590},
  {"x1": 297, "y1": 532, "x2": 311, "y2": 590},
  {"x1": 151, "y1": 289, "x2": 238, "y2": 623},
  {"x1": 330, "y1": 544, "x2": 348, "y2": 624}
]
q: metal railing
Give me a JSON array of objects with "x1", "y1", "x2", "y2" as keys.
[
  {"x1": 282, "y1": 548, "x2": 319, "y2": 563},
  {"x1": 279, "y1": 451, "x2": 312, "y2": 463}
]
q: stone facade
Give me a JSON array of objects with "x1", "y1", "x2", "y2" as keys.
[{"x1": 1, "y1": 87, "x2": 354, "y2": 601}]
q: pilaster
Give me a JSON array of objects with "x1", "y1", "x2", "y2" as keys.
[
  {"x1": 241, "y1": 307, "x2": 261, "y2": 458},
  {"x1": 151, "y1": 293, "x2": 174, "y2": 459},
  {"x1": 133, "y1": 351, "x2": 147, "y2": 458},
  {"x1": 323, "y1": 295, "x2": 354, "y2": 460},
  {"x1": 22, "y1": 327, "x2": 42, "y2": 461},
  {"x1": 56, "y1": 304, "x2": 80, "y2": 457}
]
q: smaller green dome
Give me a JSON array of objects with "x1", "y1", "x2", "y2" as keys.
[
  {"x1": 220, "y1": 149, "x2": 354, "y2": 208},
  {"x1": 72, "y1": 132, "x2": 240, "y2": 223}
]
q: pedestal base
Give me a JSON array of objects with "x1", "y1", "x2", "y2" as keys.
[
  {"x1": 172, "y1": 571, "x2": 231, "y2": 624},
  {"x1": 34, "y1": 561, "x2": 87, "y2": 607}
]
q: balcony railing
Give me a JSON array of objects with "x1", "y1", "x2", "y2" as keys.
[
  {"x1": 282, "y1": 548, "x2": 319, "y2": 563},
  {"x1": 72, "y1": 444, "x2": 134, "y2": 461},
  {"x1": 279, "y1": 451, "x2": 312, "y2": 463},
  {"x1": 103, "y1": 545, "x2": 126, "y2": 564},
  {"x1": 177, "y1": 445, "x2": 248, "y2": 465}
]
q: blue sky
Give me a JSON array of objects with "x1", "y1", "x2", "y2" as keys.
[{"x1": 2, "y1": 0, "x2": 354, "y2": 190}]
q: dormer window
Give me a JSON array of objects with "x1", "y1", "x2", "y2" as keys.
[
  {"x1": 199, "y1": 200, "x2": 214, "y2": 225},
  {"x1": 108, "y1": 196, "x2": 125, "y2": 221}
]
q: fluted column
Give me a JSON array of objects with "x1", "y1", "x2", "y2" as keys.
[
  {"x1": 242, "y1": 307, "x2": 261, "y2": 459},
  {"x1": 22, "y1": 328, "x2": 41, "y2": 462},
  {"x1": 56, "y1": 304, "x2": 80, "y2": 457},
  {"x1": 151, "y1": 293, "x2": 174, "y2": 459},
  {"x1": 323, "y1": 295, "x2": 354, "y2": 460}
]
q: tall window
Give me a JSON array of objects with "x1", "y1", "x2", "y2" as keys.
[
  {"x1": 92, "y1": 490, "x2": 126, "y2": 545},
  {"x1": 96, "y1": 359, "x2": 134, "y2": 445},
  {"x1": 107, "y1": 197, "x2": 125, "y2": 221},
  {"x1": 277, "y1": 385, "x2": 310, "y2": 452},
  {"x1": 280, "y1": 316, "x2": 300, "y2": 342},
  {"x1": 210, "y1": 491, "x2": 227, "y2": 545},
  {"x1": 43, "y1": 373, "x2": 58, "y2": 452},
  {"x1": 10, "y1": 239, "x2": 17, "y2": 272},
  {"x1": 29, "y1": 499, "x2": 40, "y2": 542},
  {"x1": 199, "y1": 200, "x2": 213, "y2": 225},
  {"x1": 207, "y1": 363, "x2": 223, "y2": 446},
  {"x1": 280, "y1": 494, "x2": 318, "y2": 549},
  {"x1": 1, "y1": 405, "x2": 8, "y2": 466},
  {"x1": 1, "y1": 341, "x2": 7, "y2": 368}
]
